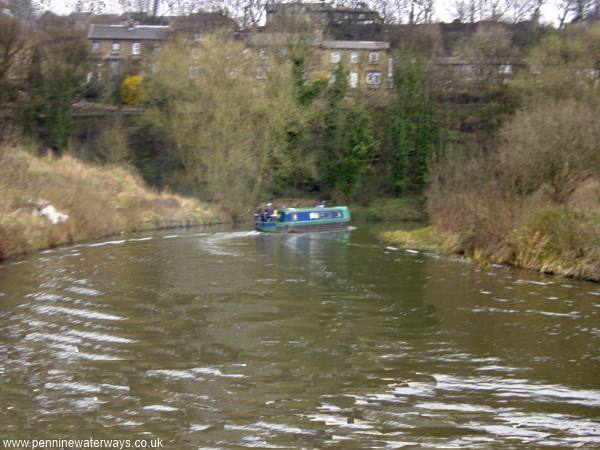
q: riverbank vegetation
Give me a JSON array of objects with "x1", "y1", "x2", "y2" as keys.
[
  {"x1": 0, "y1": 141, "x2": 220, "y2": 261},
  {"x1": 386, "y1": 25, "x2": 600, "y2": 281}
]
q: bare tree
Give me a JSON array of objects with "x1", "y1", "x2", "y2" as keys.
[
  {"x1": 556, "y1": 0, "x2": 595, "y2": 26},
  {"x1": 478, "y1": 0, "x2": 512, "y2": 21},
  {"x1": 70, "y1": 0, "x2": 107, "y2": 13},
  {"x1": 367, "y1": 0, "x2": 435, "y2": 24},
  {"x1": 449, "y1": 0, "x2": 468, "y2": 22},
  {"x1": 448, "y1": 0, "x2": 480, "y2": 22},
  {"x1": 0, "y1": 15, "x2": 25, "y2": 83},
  {"x1": 511, "y1": 0, "x2": 547, "y2": 21},
  {"x1": 5, "y1": 0, "x2": 46, "y2": 18}
]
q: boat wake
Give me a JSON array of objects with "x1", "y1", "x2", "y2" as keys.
[{"x1": 198, "y1": 230, "x2": 261, "y2": 256}]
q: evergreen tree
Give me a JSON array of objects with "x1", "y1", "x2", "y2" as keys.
[
  {"x1": 334, "y1": 108, "x2": 378, "y2": 199},
  {"x1": 387, "y1": 55, "x2": 437, "y2": 195},
  {"x1": 323, "y1": 65, "x2": 348, "y2": 192}
]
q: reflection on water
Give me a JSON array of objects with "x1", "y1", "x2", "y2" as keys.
[{"x1": 0, "y1": 226, "x2": 599, "y2": 448}]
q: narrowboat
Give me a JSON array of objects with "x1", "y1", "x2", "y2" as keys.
[{"x1": 255, "y1": 206, "x2": 351, "y2": 233}]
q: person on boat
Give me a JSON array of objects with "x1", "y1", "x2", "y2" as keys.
[
  {"x1": 259, "y1": 202, "x2": 274, "y2": 222},
  {"x1": 316, "y1": 200, "x2": 326, "y2": 208}
]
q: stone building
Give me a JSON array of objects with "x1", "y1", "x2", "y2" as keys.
[
  {"x1": 87, "y1": 22, "x2": 171, "y2": 76},
  {"x1": 321, "y1": 40, "x2": 391, "y2": 89},
  {"x1": 243, "y1": 32, "x2": 392, "y2": 90},
  {"x1": 265, "y1": 2, "x2": 382, "y2": 29}
]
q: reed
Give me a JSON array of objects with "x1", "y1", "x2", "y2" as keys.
[{"x1": 0, "y1": 143, "x2": 221, "y2": 260}]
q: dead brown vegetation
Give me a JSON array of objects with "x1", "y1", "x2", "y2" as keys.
[
  {"x1": 0, "y1": 142, "x2": 221, "y2": 260},
  {"x1": 426, "y1": 98, "x2": 600, "y2": 279}
]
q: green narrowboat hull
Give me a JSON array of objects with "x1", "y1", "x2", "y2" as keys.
[{"x1": 255, "y1": 206, "x2": 351, "y2": 233}]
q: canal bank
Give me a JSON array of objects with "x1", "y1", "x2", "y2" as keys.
[
  {"x1": 0, "y1": 144, "x2": 224, "y2": 261},
  {"x1": 382, "y1": 214, "x2": 600, "y2": 282}
]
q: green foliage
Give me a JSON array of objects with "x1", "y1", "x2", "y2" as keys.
[
  {"x1": 387, "y1": 55, "x2": 437, "y2": 196},
  {"x1": 351, "y1": 197, "x2": 427, "y2": 222},
  {"x1": 332, "y1": 108, "x2": 378, "y2": 199},
  {"x1": 17, "y1": 27, "x2": 90, "y2": 152},
  {"x1": 292, "y1": 55, "x2": 327, "y2": 105}
]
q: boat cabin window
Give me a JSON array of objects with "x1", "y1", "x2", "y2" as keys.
[
  {"x1": 333, "y1": 210, "x2": 342, "y2": 218},
  {"x1": 319, "y1": 211, "x2": 332, "y2": 219},
  {"x1": 291, "y1": 213, "x2": 298, "y2": 221},
  {"x1": 309, "y1": 212, "x2": 319, "y2": 219}
]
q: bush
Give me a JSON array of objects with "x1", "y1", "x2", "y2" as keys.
[
  {"x1": 509, "y1": 207, "x2": 600, "y2": 280},
  {"x1": 122, "y1": 75, "x2": 144, "y2": 104},
  {"x1": 95, "y1": 119, "x2": 131, "y2": 164}
]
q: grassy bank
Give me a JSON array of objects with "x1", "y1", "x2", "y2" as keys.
[
  {"x1": 351, "y1": 197, "x2": 427, "y2": 222},
  {"x1": 0, "y1": 144, "x2": 223, "y2": 261},
  {"x1": 382, "y1": 206, "x2": 600, "y2": 282}
]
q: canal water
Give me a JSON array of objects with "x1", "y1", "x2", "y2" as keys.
[{"x1": 0, "y1": 226, "x2": 598, "y2": 448}]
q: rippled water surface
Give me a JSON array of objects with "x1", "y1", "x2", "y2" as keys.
[{"x1": 1, "y1": 226, "x2": 599, "y2": 448}]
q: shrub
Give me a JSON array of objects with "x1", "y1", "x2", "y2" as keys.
[{"x1": 122, "y1": 75, "x2": 144, "y2": 105}]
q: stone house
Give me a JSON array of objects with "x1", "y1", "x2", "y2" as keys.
[
  {"x1": 87, "y1": 22, "x2": 171, "y2": 76},
  {"x1": 321, "y1": 40, "x2": 391, "y2": 89},
  {"x1": 243, "y1": 32, "x2": 392, "y2": 90}
]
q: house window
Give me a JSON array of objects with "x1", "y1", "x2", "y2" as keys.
[
  {"x1": 349, "y1": 71, "x2": 358, "y2": 88},
  {"x1": 259, "y1": 48, "x2": 268, "y2": 59},
  {"x1": 151, "y1": 62, "x2": 159, "y2": 74},
  {"x1": 111, "y1": 42, "x2": 121, "y2": 55},
  {"x1": 350, "y1": 51, "x2": 359, "y2": 64},
  {"x1": 132, "y1": 42, "x2": 141, "y2": 55},
  {"x1": 189, "y1": 65, "x2": 202, "y2": 78},
  {"x1": 191, "y1": 48, "x2": 200, "y2": 59},
  {"x1": 499, "y1": 64, "x2": 513, "y2": 74},
  {"x1": 369, "y1": 51, "x2": 379, "y2": 64},
  {"x1": 388, "y1": 57, "x2": 394, "y2": 78},
  {"x1": 193, "y1": 32, "x2": 202, "y2": 42},
  {"x1": 331, "y1": 51, "x2": 341, "y2": 64},
  {"x1": 366, "y1": 71, "x2": 381, "y2": 85},
  {"x1": 329, "y1": 70, "x2": 336, "y2": 83},
  {"x1": 256, "y1": 65, "x2": 268, "y2": 79},
  {"x1": 92, "y1": 41, "x2": 100, "y2": 52}
]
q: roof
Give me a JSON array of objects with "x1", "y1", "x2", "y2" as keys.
[
  {"x1": 245, "y1": 32, "x2": 319, "y2": 46},
  {"x1": 89, "y1": 14, "x2": 120, "y2": 24},
  {"x1": 282, "y1": 206, "x2": 348, "y2": 213},
  {"x1": 322, "y1": 40, "x2": 389, "y2": 50},
  {"x1": 87, "y1": 23, "x2": 171, "y2": 40}
]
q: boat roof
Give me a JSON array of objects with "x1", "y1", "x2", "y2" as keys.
[{"x1": 281, "y1": 206, "x2": 348, "y2": 213}]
